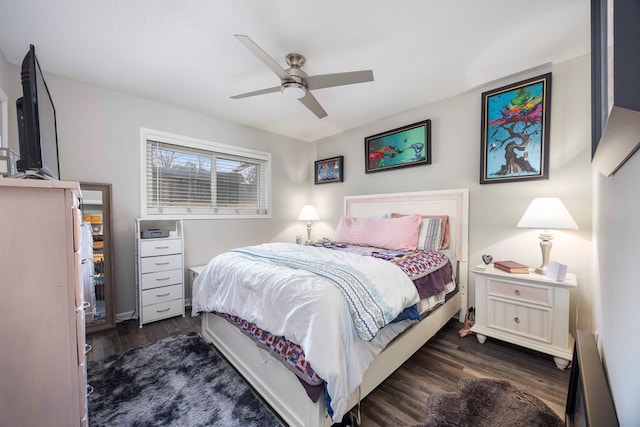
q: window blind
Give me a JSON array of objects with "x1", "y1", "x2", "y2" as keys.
[{"x1": 145, "y1": 139, "x2": 269, "y2": 217}]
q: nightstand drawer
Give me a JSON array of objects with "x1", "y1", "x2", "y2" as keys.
[
  {"x1": 140, "y1": 238, "x2": 182, "y2": 257},
  {"x1": 487, "y1": 298, "x2": 552, "y2": 343},
  {"x1": 140, "y1": 254, "x2": 182, "y2": 273},
  {"x1": 142, "y1": 299, "x2": 184, "y2": 323},
  {"x1": 141, "y1": 268, "x2": 183, "y2": 290},
  {"x1": 141, "y1": 284, "x2": 183, "y2": 306},
  {"x1": 488, "y1": 279, "x2": 551, "y2": 307}
]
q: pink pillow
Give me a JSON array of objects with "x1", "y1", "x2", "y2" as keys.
[{"x1": 334, "y1": 214, "x2": 421, "y2": 251}]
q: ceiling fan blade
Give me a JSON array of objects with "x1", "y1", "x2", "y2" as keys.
[
  {"x1": 306, "y1": 70, "x2": 374, "y2": 90},
  {"x1": 230, "y1": 86, "x2": 281, "y2": 99},
  {"x1": 298, "y1": 92, "x2": 327, "y2": 119},
  {"x1": 234, "y1": 35, "x2": 290, "y2": 80}
]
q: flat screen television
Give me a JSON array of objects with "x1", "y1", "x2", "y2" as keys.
[{"x1": 16, "y1": 44, "x2": 60, "y2": 180}]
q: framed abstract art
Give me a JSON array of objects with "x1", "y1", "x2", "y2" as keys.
[
  {"x1": 480, "y1": 73, "x2": 551, "y2": 184},
  {"x1": 365, "y1": 120, "x2": 431, "y2": 173},
  {"x1": 314, "y1": 156, "x2": 343, "y2": 184}
]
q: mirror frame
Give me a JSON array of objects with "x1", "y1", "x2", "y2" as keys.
[{"x1": 81, "y1": 182, "x2": 116, "y2": 333}]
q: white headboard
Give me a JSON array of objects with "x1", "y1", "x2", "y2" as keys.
[{"x1": 344, "y1": 189, "x2": 469, "y2": 313}]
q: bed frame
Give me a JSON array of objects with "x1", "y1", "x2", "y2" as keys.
[{"x1": 201, "y1": 189, "x2": 469, "y2": 427}]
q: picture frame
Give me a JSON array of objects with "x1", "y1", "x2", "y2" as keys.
[
  {"x1": 365, "y1": 119, "x2": 431, "y2": 173},
  {"x1": 480, "y1": 73, "x2": 551, "y2": 184},
  {"x1": 314, "y1": 155, "x2": 343, "y2": 184}
]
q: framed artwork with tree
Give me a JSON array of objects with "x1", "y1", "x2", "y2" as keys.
[{"x1": 480, "y1": 73, "x2": 551, "y2": 184}]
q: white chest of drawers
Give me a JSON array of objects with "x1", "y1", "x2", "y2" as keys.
[
  {"x1": 135, "y1": 219, "x2": 185, "y2": 327},
  {"x1": 471, "y1": 265, "x2": 577, "y2": 369}
]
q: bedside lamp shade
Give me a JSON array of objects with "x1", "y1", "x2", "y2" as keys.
[
  {"x1": 298, "y1": 205, "x2": 319, "y2": 244},
  {"x1": 517, "y1": 198, "x2": 578, "y2": 274}
]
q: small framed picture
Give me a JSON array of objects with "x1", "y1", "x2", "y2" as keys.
[
  {"x1": 365, "y1": 119, "x2": 431, "y2": 173},
  {"x1": 314, "y1": 155, "x2": 344, "y2": 184}
]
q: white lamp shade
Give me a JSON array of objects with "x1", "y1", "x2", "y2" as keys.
[
  {"x1": 298, "y1": 205, "x2": 319, "y2": 221},
  {"x1": 517, "y1": 198, "x2": 578, "y2": 230}
]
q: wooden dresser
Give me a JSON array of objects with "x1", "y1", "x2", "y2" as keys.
[{"x1": 0, "y1": 178, "x2": 88, "y2": 426}]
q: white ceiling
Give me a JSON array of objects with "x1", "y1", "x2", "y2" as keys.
[{"x1": 0, "y1": 0, "x2": 590, "y2": 142}]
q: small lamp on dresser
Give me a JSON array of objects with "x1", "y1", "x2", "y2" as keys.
[
  {"x1": 517, "y1": 197, "x2": 578, "y2": 274},
  {"x1": 298, "y1": 204, "x2": 319, "y2": 244}
]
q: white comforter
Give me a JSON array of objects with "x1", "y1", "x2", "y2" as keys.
[{"x1": 191, "y1": 242, "x2": 420, "y2": 422}]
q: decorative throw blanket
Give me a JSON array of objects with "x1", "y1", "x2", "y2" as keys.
[
  {"x1": 311, "y1": 241, "x2": 453, "y2": 299},
  {"x1": 232, "y1": 246, "x2": 418, "y2": 341}
]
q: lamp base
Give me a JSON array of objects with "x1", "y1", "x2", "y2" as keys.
[
  {"x1": 536, "y1": 232, "x2": 553, "y2": 276},
  {"x1": 305, "y1": 221, "x2": 313, "y2": 245}
]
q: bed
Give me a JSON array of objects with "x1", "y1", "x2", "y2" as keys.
[{"x1": 193, "y1": 189, "x2": 469, "y2": 427}]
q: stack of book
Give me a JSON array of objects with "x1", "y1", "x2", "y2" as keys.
[{"x1": 493, "y1": 260, "x2": 529, "y2": 274}]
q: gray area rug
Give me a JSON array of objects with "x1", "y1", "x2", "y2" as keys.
[
  {"x1": 87, "y1": 332, "x2": 285, "y2": 427},
  {"x1": 412, "y1": 378, "x2": 564, "y2": 427}
]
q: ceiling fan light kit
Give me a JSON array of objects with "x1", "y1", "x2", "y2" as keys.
[
  {"x1": 232, "y1": 34, "x2": 374, "y2": 118},
  {"x1": 281, "y1": 81, "x2": 307, "y2": 99}
]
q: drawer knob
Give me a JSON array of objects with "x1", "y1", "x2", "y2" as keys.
[
  {"x1": 156, "y1": 292, "x2": 170, "y2": 297},
  {"x1": 156, "y1": 307, "x2": 171, "y2": 313},
  {"x1": 514, "y1": 289, "x2": 521, "y2": 296},
  {"x1": 514, "y1": 317, "x2": 520, "y2": 324}
]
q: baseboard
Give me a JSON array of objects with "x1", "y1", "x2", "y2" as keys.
[{"x1": 116, "y1": 311, "x2": 136, "y2": 323}]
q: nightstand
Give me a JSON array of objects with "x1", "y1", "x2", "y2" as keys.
[
  {"x1": 471, "y1": 265, "x2": 577, "y2": 369},
  {"x1": 189, "y1": 265, "x2": 207, "y2": 288}
]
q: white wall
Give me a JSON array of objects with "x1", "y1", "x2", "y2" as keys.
[
  {"x1": 593, "y1": 152, "x2": 640, "y2": 425},
  {"x1": 0, "y1": 50, "x2": 11, "y2": 148},
  {"x1": 2, "y1": 60, "x2": 315, "y2": 315},
  {"x1": 314, "y1": 55, "x2": 594, "y2": 334}
]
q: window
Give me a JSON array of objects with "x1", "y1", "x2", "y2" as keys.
[{"x1": 140, "y1": 128, "x2": 271, "y2": 219}]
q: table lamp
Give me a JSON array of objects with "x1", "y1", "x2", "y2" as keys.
[
  {"x1": 298, "y1": 205, "x2": 319, "y2": 244},
  {"x1": 517, "y1": 198, "x2": 578, "y2": 274}
]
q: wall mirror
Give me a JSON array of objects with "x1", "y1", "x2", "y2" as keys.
[{"x1": 80, "y1": 182, "x2": 115, "y2": 333}]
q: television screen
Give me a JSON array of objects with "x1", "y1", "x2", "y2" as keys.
[{"x1": 16, "y1": 44, "x2": 60, "y2": 180}]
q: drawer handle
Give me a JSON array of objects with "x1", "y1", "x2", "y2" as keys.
[
  {"x1": 514, "y1": 317, "x2": 520, "y2": 324},
  {"x1": 156, "y1": 307, "x2": 171, "y2": 313},
  {"x1": 87, "y1": 384, "x2": 94, "y2": 397},
  {"x1": 85, "y1": 344, "x2": 92, "y2": 354},
  {"x1": 81, "y1": 258, "x2": 89, "y2": 264},
  {"x1": 155, "y1": 245, "x2": 170, "y2": 249},
  {"x1": 82, "y1": 301, "x2": 91, "y2": 309},
  {"x1": 155, "y1": 261, "x2": 170, "y2": 266},
  {"x1": 514, "y1": 289, "x2": 521, "y2": 296},
  {"x1": 155, "y1": 277, "x2": 170, "y2": 281},
  {"x1": 156, "y1": 292, "x2": 170, "y2": 297}
]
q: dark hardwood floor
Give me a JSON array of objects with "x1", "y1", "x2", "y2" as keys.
[
  {"x1": 85, "y1": 313, "x2": 201, "y2": 363},
  {"x1": 86, "y1": 314, "x2": 569, "y2": 426}
]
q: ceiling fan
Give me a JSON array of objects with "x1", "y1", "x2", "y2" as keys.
[{"x1": 230, "y1": 35, "x2": 374, "y2": 119}]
